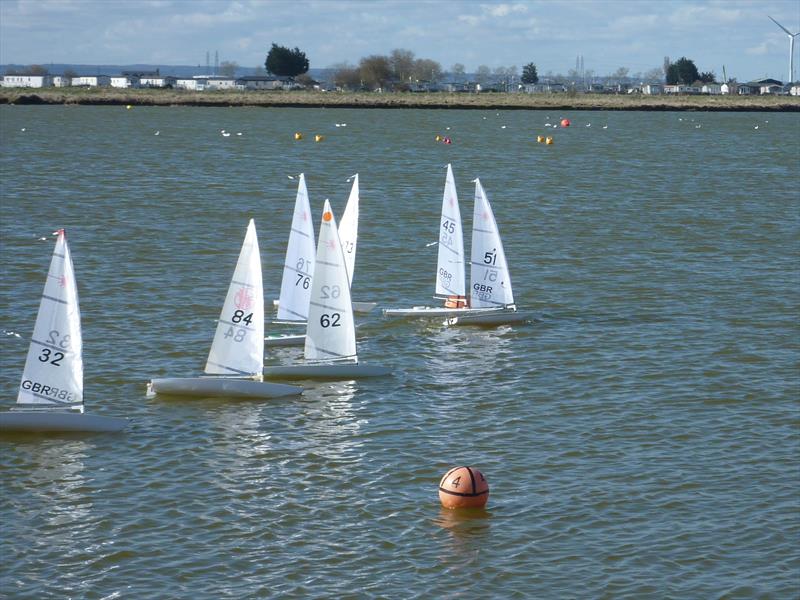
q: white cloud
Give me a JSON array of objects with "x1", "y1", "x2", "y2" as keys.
[{"x1": 484, "y1": 3, "x2": 528, "y2": 18}]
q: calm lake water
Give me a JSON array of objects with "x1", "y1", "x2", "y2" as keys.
[{"x1": 0, "y1": 105, "x2": 798, "y2": 598}]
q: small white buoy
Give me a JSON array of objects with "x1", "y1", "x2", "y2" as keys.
[
  {"x1": 20, "y1": 127, "x2": 26, "y2": 132},
  {"x1": 754, "y1": 125, "x2": 759, "y2": 129},
  {"x1": 586, "y1": 123, "x2": 591, "y2": 127},
  {"x1": 501, "y1": 125, "x2": 507, "y2": 129},
  {"x1": 602, "y1": 125, "x2": 608, "y2": 129},
  {"x1": 222, "y1": 132, "x2": 231, "y2": 137},
  {"x1": 236, "y1": 132, "x2": 242, "y2": 136}
]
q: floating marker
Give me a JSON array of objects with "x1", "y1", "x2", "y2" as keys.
[
  {"x1": 315, "y1": 134, "x2": 324, "y2": 142},
  {"x1": 546, "y1": 136, "x2": 554, "y2": 145},
  {"x1": 537, "y1": 135, "x2": 544, "y2": 143},
  {"x1": 439, "y1": 466, "x2": 490, "y2": 509},
  {"x1": 294, "y1": 132, "x2": 303, "y2": 140},
  {"x1": 560, "y1": 118, "x2": 571, "y2": 127},
  {"x1": 435, "y1": 135, "x2": 442, "y2": 141},
  {"x1": 126, "y1": 105, "x2": 132, "y2": 110}
]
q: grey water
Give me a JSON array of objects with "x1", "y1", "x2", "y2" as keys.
[{"x1": 0, "y1": 105, "x2": 798, "y2": 598}]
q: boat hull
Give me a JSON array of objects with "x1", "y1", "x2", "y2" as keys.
[
  {"x1": 0, "y1": 411, "x2": 128, "y2": 433},
  {"x1": 382, "y1": 306, "x2": 508, "y2": 318},
  {"x1": 352, "y1": 301, "x2": 378, "y2": 314},
  {"x1": 447, "y1": 310, "x2": 530, "y2": 326},
  {"x1": 264, "y1": 333, "x2": 306, "y2": 347},
  {"x1": 149, "y1": 377, "x2": 302, "y2": 398},
  {"x1": 263, "y1": 363, "x2": 391, "y2": 380}
]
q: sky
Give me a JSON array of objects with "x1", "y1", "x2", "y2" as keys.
[{"x1": 1, "y1": 0, "x2": 799, "y2": 82}]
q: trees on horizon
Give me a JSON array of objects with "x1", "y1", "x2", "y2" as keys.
[{"x1": 265, "y1": 43, "x2": 309, "y2": 78}]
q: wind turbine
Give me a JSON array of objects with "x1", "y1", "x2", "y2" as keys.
[{"x1": 768, "y1": 15, "x2": 800, "y2": 83}]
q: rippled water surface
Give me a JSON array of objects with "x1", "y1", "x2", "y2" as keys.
[{"x1": 1, "y1": 106, "x2": 798, "y2": 598}]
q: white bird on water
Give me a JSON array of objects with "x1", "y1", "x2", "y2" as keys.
[{"x1": 154, "y1": 130, "x2": 160, "y2": 136}]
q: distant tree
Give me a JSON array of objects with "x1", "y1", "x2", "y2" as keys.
[
  {"x1": 64, "y1": 68, "x2": 78, "y2": 78},
  {"x1": 253, "y1": 65, "x2": 266, "y2": 76},
  {"x1": 219, "y1": 61, "x2": 238, "y2": 78},
  {"x1": 521, "y1": 62, "x2": 539, "y2": 84},
  {"x1": 294, "y1": 73, "x2": 316, "y2": 88},
  {"x1": 663, "y1": 56, "x2": 671, "y2": 79},
  {"x1": 265, "y1": 43, "x2": 309, "y2": 77},
  {"x1": 611, "y1": 67, "x2": 629, "y2": 81},
  {"x1": 389, "y1": 49, "x2": 415, "y2": 82},
  {"x1": 27, "y1": 64, "x2": 49, "y2": 75},
  {"x1": 698, "y1": 71, "x2": 716, "y2": 83},
  {"x1": 359, "y1": 55, "x2": 391, "y2": 89},
  {"x1": 412, "y1": 58, "x2": 442, "y2": 82},
  {"x1": 451, "y1": 63, "x2": 466, "y2": 77},
  {"x1": 666, "y1": 57, "x2": 700, "y2": 85},
  {"x1": 643, "y1": 67, "x2": 662, "y2": 82},
  {"x1": 475, "y1": 65, "x2": 491, "y2": 84},
  {"x1": 332, "y1": 63, "x2": 361, "y2": 90}
]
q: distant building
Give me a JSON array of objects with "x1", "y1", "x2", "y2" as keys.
[
  {"x1": 737, "y1": 84, "x2": 756, "y2": 95},
  {"x1": 205, "y1": 76, "x2": 237, "y2": 90},
  {"x1": 1, "y1": 74, "x2": 52, "y2": 88},
  {"x1": 236, "y1": 75, "x2": 282, "y2": 90},
  {"x1": 111, "y1": 75, "x2": 140, "y2": 88},
  {"x1": 702, "y1": 83, "x2": 722, "y2": 95},
  {"x1": 72, "y1": 75, "x2": 111, "y2": 87},
  {"x1": 52, "y1": 75, "x2": 71, "y2": 87},
  {"x1": 790, "y1": 83, "x2": 800, "y2": 96},
  {"x1": 175, "y1": 77, "x2": 206, "y2": 90},
  {"x1": 139, "y1": 75, "x2": 175, "y2": 88},
  {"x1": 642, "y1": 83, "x2": 662, "y2": 95},
  {"x1": 720, "y1": 82, "x2": 737, "y2": 95}
]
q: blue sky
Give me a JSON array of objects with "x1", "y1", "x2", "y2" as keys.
[{"x1": 1, "y1": 0, "x2": 799, "y2": 81}]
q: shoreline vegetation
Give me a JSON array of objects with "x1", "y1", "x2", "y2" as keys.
[{"x1": 1, "y1": 87, "x2": 799, "y2": 111}]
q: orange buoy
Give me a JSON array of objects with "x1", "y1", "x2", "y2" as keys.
[
  {"x1": 435, "y1": 134, "x2": 442, "y2": 141},
  {"x1": 537, "y1": 135, "x2": 544, "y2": 143},
  {"x1": 439, "y1": 466, "x2": 489, "y2": 509},
  {"x1": 545, "y1": 136, "x2": 554, "y2": 145},
  {"x1": 315, "y1": 134, "x2": 324, "y2": 142},
  {"x1": 560, "y1": 118, "x2": 570, "y2": 127},
  {"x1": 294, "y1": 132, "x2": 303, "y2": 140}
]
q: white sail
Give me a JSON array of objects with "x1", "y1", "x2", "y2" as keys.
[
  {"x1": 277, "y1": 173, "x2": 315, "y2": 322},
  {"x1": 304, "y1": 200, "x2": 357, "y2": 363},
  {"x1": 435, "y1": 164, "x2": 466, "y2": 300},
  {"x1": 470, "y1": 179, "x2": 514, "y2": 308},
  {"x1": 205, "y1": 219, "x2": 265, "y2": 377},
  {"x1": 338, "y1": 174, "x2": 359, "y2": 287},
  {"x1": 17, "y1": 230, "x2": 84, "y2": 411}
]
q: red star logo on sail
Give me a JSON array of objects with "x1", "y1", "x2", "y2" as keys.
[
  {"x1": 483, "y1": 211, "x2": 491, "y2": 221},
  {"x1": 448, "y1": 196, "x2": 455, "y2": 207},
  {"x1": 327, "y1": 239, "x2": 337, "y2": 250},
  {"x1": 58, "y1": 275, "x2": 67, "y2": 287}
]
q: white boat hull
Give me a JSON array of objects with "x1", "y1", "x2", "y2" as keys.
[
  {"x1": 446, "y1": 310, "x2": 530, "y2": 326},
  {"x1": 263, "y1": 363, "x2": 391, "y2": 380},
  {"x1": 264, "y1": 333, "x2": 306, "y2": 347},
  {"x1": 352, "y1": 301, "x2": 378, "y2": 314},
  {"x1": 149, "y1": 377, "x2": 302, "y2": 398},
  {"x1": 382, "y1": 306, "x2": 507, "y2": 318},
  {"x1": 0, "y1": 411, "x2": 128, "y2": 433}
]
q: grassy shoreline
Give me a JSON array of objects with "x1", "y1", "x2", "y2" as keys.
[{"x1": 1, "y1": 87, "x2": 799, "y2": 111}]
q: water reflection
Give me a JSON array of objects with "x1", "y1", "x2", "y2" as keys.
[
  {"x1": 433, "y1": 507, "x2": 493, "y2": 568},
  {"x1": 427, "y1": 325, "x2": 515, "y2": 386},
  {"x1": 301, "y1": 381, "x2": 365, "y2": 462}
]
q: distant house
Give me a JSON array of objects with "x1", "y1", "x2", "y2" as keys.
[
  {"x1": 760, "y1": 84, "x2": 783, "y2": 95},
  {"x1": 1, "y1": 74, "x2": 52, "y2": 88},
  {"x1": 139, "y1": 75, "x2": 176, "y2": 88},
  {"x1": 52, "y1": 75, "x2": 71, "y2": 87},
  {"x1": 790, "y1": 83, "x2": 800, "y2": 96},
  {"x1": 236, "y1": 76, "x2": 282, "y2": 90},
  {"x1": 175, "y1": 77, "x2": 206, "y2": 91},
  {"x1": 702, "y1": 83, "x2": 722, "y2": 95},
  {"x1": 587, "y1": 83, "x2": 605, "y2": 93},
  {"x1": 205, "y1": 76, "x2": 237, "y2": 90},
  {"x1": 642, "y1": 83, "x2": 662, "y2": 95},
  {"x1": 441, "y1": 82, "x2": 470, "y2": 93},
  {"x1": 72, "y1": 75, "x2": 111, "y2": 87},
  {"x1": 522, "y1": 82, "x2": 566, "y2": 93},
  {"x1": 111, "y1": 75, "x2": 139, "y2": 88},
  {"x1": 720, "y1": 82, "x2": 737, "y2": 95},
  {"x1": 737, "y1": 84, "x2": 756, "y2": 95}
]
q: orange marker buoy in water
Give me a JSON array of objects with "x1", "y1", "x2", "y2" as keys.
[
  {"x1": 537, "y1": 135, "x2": 544, "y2": 143},
  {"x1": 560, "y1": 118, "x2": 570, "y2": 127},
  {"x1": 439, "y1": 466, "x2": 489, "y2": 509},
  {"x1": 294, "y1": 132, "x2": 303, "y2": 140},
  {"x1": 315, "y1": 134, "x2": 324, "y2": 142},
  {"x1": 435, "y1": 134, "x2": 442, "y2": 142},
  {"x1": 545, "y1": 136, "x2": 554, "y2": 145}
]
